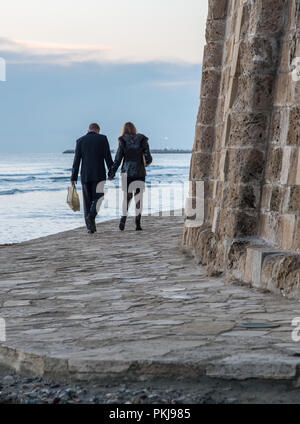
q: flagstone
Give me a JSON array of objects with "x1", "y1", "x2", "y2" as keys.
[{"x1": 0, "y1": 215, "x2": 300, "y2": 382}]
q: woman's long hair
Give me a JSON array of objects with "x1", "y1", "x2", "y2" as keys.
[{"x1": 121, "y1": 122, "x2": 137, "y2": 136}]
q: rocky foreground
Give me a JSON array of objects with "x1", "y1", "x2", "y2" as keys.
[
  {"x1": 2, "y1": 369, "x2": 300, "y2": 404},
  {"x1": 1, "y1": 214, "x2": 300, "y2": 403}
]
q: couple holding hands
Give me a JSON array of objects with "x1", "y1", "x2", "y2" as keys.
[{"x1": 71, "y1": 122, "x2": 152, "y2": 234}]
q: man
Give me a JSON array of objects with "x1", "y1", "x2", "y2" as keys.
[{"x1": 71, "y1": 123, "x2": 113, "y2": 234}]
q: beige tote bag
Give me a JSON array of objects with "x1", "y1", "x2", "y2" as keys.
[{"x1": 67, "y1": 186, "x2": 80, "y2": 212}]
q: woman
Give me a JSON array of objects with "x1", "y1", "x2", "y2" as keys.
[{"x1": 108, "y1": 122, "x2": 152, "y2": 231}]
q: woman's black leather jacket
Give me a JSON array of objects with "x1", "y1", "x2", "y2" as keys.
[{"x1": 108, "y1": 133, "x2": 152, "y2": 178}]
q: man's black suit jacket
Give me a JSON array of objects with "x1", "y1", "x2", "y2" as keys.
[{"x1": 71, "y1": 132, "x2": 113, "y2": 184}]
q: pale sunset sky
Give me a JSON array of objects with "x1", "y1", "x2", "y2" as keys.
[{"x1": 0, "y1": 1, "x2": 208, "y2": 152}]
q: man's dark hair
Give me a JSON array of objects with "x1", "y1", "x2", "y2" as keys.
[{"x1": 89, "y1": 123, "x2": 100, "y2": 132}]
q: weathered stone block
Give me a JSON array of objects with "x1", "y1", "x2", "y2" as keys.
[
  {"x1": 192, "y1": 226, "x2": 219, "y2": 266},
  {"x1": 194, "y1": 124, "x2": 215, "y2": 153},
  {"x1": 224, "y1": 148, "x2": 265, "y2": 184},
  {"x1": 280, "y1": 214, "x2": 296, "y2": 250},
  {"x1": 279, "y1": 38, "x2": 295, "y2": 73},
  {"x1": 249, "y1": 0, "x2": 285, "y2": 35},
  {"x1": 224, "y1": 39, "x2": 234, "y2": 64},
  {"x1": 240, "y1": 1, "x2": 251, "y2": 36},
  {"x1": 206, "y1": 19, "x2": 227, "y2": 42},
  {"x1": 223, "y1": 183, "x2": 260, "y2": 211},
  {"x1": 218, "y1": 150, "x2": 226, "y2": 181},
  {"x1": 244, "y1": 247, "x2": 283, "y2": 287},
  {"x1": 207, "y1": 199, "x2": 217, "y2": 224},
  {"x1": 212, "y1": 206, "x2": 220, "y2": 233},
  {"x1": 182, "y1": 226, "x2": 198, "y2": 247},
  {"x1": 227, "y1": 240, "x2": 249, "y2": 281},
  {"x1": 273, "y1": 73, "x2": 292, "y2": 105},
  {"x1": 287, "y1": 107, "x2": 300, "y2": 145},
  {"x1": 287, "y1": 0, "x2": 297, "y2": 30},
  {"x1": 207, "y1": 353, "x2": 300, "y2": 380},
  {"x1": 265, "y1": 147, "x2": 283, "y2": 183},
  {"x1": 292, "y1": 80, "x2": 300, "y2": 106},
  {"x1": 280, "y1": 146, "x2": 292, "y2": 185},
  {"x1": 215, "y1": 97, "x2": 226, "y2": 125},
  {"x1": 239, "y1": 37, "x2": 279, "y2": 73},
  {"x1": 261, "y1": 185, "x2": 272, "y2": 210},
  {"x1": 200, "y1": 70, "x2": 222, "y2": 98},
  {"x1": 216, "y1": 180, "x2": 224, "y2": 201},
  {"x1": 244, "y1": 246, "x2": 254, "y2": 282},
  {"x1": 190, "y1": 152, "x2": 212, "y2": 180},
  {"x1": 203, "y1": 43, "x2": 224, "y2": 69},
  {"x1": 228, "y1": 112, "x2": 267, "y2": 147},
  {"x1": 270, "y1": 186, "x2": 285, "y2": 213},
  {"x1": 260, "y1": 213, "x2": 280, "y2": 245},
  {"x1": 295, "y1": 33, "x2": 300, "y2": 58},
  {"x1": 215, "y1": 124, "x2": 225, "y2": 151},
  {"x1": 287, "y1": 186, "x2": 300, "y2": 213},
  {"x1": 207, "y1": 0, "x2": 228, "y2": 20},
  {"x1": 269, "y1": 108, "x2": 282, "y2": 143},
  {"x1": 211, "y1": 151, "x2": 221, "y2": 180},
  {"x1": 198, "y1": 97, "x2": 218, "y2": 125},
  {"x1": 287, "y1": 148, "x2": 300, "y2": 185},
  {"x1": 220, "y1": 67, "x2": 230, "y2": 94},
  {"x1": 217, "y1": 208, "x2": 258, "y2": 238},
  {"x1": 293, "y1": 218, "x2": 300, "y2": 251},
  {"x1": 261, "y1": 254, "x2": 300, "y2": 296},
  {"x1": 234, "y1": 74, "x2": 275, "y2": 111}
]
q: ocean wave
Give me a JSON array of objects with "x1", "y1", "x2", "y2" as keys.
[
  {"x1": 0, "y1": 174, "x2": 71, "y2": 184},
  {"x1": 150, "y1": 165, "x2": 189, "y2": 170},
  {"x1": 0, "y1": 189, "x2": 23, "y2": 195},
  {"x1": 0, "y1": 188, "x2": 63, "y2": 196},
  {"x1": 0, "y1": 176, "x2": 37, "y2": 182},
  {"x1": 50, "y1": 176, "x2": 71, "y2": 182},
  {"x1": 0, "y1": 172, "x2": 52, "y2": 177}
]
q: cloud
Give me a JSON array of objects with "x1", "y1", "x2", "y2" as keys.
[
  {"x1": 0, "y1": 37, "x2": 203, "y2": 68},
  {"x1": 0, "y1": 37, "x2": 112, "y2": 65},
  {"x1": 151, "y1": 80, "x2": 199, "y2": 88}
]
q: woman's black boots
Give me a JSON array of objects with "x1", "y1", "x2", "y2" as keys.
[
  {"x1": 119, "y1": 216, "x2": 127, "y2": 231},
  {"x1": 119, "y1": 215, "x2": 142, "y2": 231},
  {"x1": 135, "y1": 214, "x2": 142, "y2": 231}
]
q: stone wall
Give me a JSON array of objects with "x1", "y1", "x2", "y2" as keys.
[{"x1": 183, "y1": 0, "x2": 300, "y2": 297}]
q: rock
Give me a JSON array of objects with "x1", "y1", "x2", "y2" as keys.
[
  {"x1": 207, "y1": 353, "x2": 300, "y2": 380},
  {"x1": 65, "y1": 388, "x2": 76, "y2": 398},
  {"x1": 3, "y1": 376, "x2": 14, "y2": 383}
]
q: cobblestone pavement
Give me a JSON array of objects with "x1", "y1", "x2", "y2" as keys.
[{"x1": 1, "y1": 214, "x2": 300, "y2": 384}]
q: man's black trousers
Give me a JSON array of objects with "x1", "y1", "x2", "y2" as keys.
[{"x1": 82, "y1": 181, "x2": 104, "y2": 226}]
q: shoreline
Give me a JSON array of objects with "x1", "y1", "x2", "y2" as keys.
[
  {"x1": 0, "y1": 209, "x2": 184, "y2": 247},
  {"x1": 63, "y1": 150, "x2": 193, "y2": 154}
]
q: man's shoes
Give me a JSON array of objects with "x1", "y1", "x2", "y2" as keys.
[
  {"x1": 86, "y1": 215, "x2": 96, "y2": 233},
  {"x1": 119, "y1": 216, "x2": 127, "y2": 231}
]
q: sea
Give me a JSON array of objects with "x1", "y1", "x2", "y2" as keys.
[{"x1": 0, "y1": 153, "x2": 191, "y2": 244}]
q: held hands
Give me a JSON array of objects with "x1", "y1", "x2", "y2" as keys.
[{"x1": 71, "y1": 181, "x2": 76, "y2": 187}]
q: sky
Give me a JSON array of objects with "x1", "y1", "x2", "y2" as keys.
[{"x1": 0, "y1": 0, "x2": 208, "y2": 152}]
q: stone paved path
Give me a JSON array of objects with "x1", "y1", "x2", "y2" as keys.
[{"x1": 1, "y1": 214, "x2": 300, "y2": 383}]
